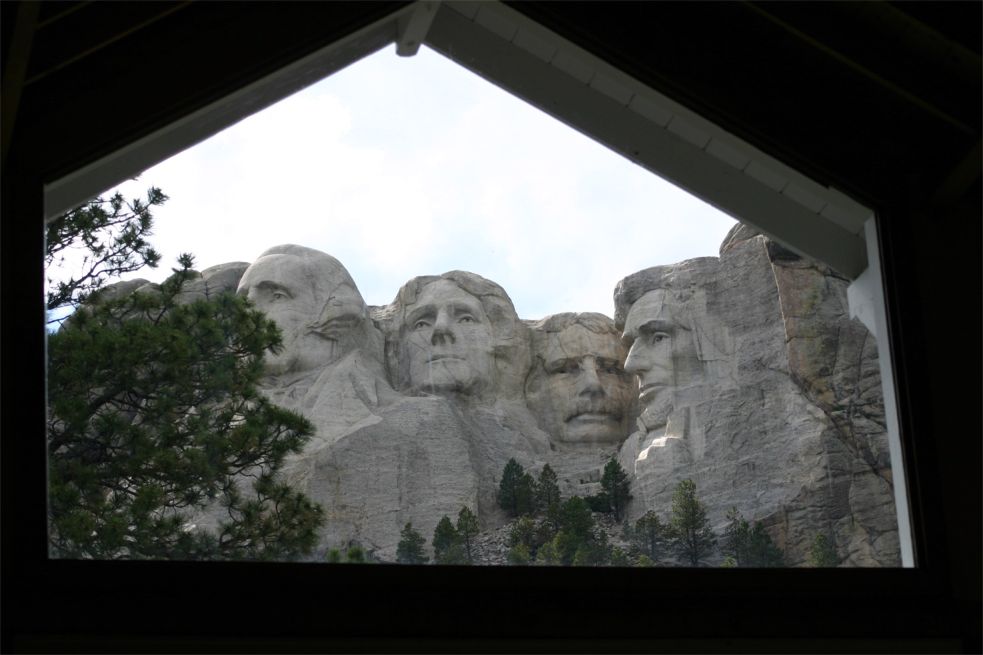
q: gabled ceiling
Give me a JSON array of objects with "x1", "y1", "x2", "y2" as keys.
[{"x1": 4, "y1": 2, "x2": 978, "y2": 218}]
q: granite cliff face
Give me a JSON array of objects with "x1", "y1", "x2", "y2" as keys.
[{"x1": 98, "y1": 229, "x2": 900, "y2": 565}]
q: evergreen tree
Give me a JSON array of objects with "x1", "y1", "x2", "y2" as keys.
[
  {"x1": 432, "y1": 515, "x2": 461, "y2": 564},
  {"x1": 608, "y1": 546, "x2": 631, "y2": 567},
  {"x1": 396, "y1": 522, "x2": 428, "y2": 564},
  {"x1": 455, "y1": 506, "x2": 480, "y2": 563},
  {"x1": 554, "y1": 497, "x2": 598, "y2": 565},
  {"x1": 535, "y1": 463, "x2": 561, "y2": 514},
  {"x1": 808, "y1": 533, "x2": 840, "y2": 568},
  {"x1": 507, "y1": 543, "x2": 531, "y2": 566},
  {"x1": 722, "y1": 507, "x2": 752, "y2": 566},
  {"x1": 345, "y1": 545, "x2": 366, "y2": 563},
  {"x1": 508, "y1": 516, "x2": 538, "y2": 550},
  {"x1": 497, "y1": 458, "x2": 535, "y2": 517},
  {"x1": 668, "y1": 479, "x2": 717, "y2": 566},
  {"x1": 599, "y1": 457, "x2": 632, "y2": 520},
  {"x1": 746, "y1": 522, "x2": 784, "y2": 567},
  {"x1": 46, "y1": 187, "x2": 167, "y2": 322},
  {"x1": 722, "y1": 508, "x2": 784, "y2": 567},
  {"x1": 535, "y1": 538, "x2": 562, "y2": 566},
  {"x1": 632, "y1": 510, "x2": 668, "y2": 562},
  {"x1": 47, "y1": 256, "x2": 324, "y2": 560}
]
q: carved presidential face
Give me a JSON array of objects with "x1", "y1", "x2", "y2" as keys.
[
  {"x1": 401, "y1": 279, "x2": 495, "y2": 396},
  {"x1": 528, "y1": 325, "x2": 634, "y2": 444},
  {"x1": 238, "y1": 254, "x2": 366, "y2": 376},
  {"x1": 622, "y1": 289, "x2": 700, "y2": 431}
]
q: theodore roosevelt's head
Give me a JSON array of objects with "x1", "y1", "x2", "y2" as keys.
[{"x1": 525, "y1": 313, "x2": 635, "y2": 445}]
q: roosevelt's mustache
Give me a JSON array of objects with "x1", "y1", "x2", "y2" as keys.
[{"x1": 565, "y1": 399, "x2": 624, "y2": 421}]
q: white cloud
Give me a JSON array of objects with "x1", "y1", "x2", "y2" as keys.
[{"x1": 74, "y1": 45, "x2": 736, "y2": 320}]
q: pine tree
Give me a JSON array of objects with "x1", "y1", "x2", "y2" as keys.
[
  {"x1": 46, "y1": 187, "x2": 167, "y2": 323},
  {"x1": 599, "y1": 457, "x2": 632, "y2": 520},
  {"x1": 396, "y1": 522, "x2": 427, "y2": 564},
  {"x1": 668, "y1": 479, "x2": 717, "y2": 566},
  {"x1": 722, "y1": 508, "x2": 784, "y2": 567},
  {"x1": 746, "y1": 522, "x2": 784, "y2": 567},
  {"x1": 808, "y1": 533, "x2": 840, "y2": 568},
  {"x1": 632, "y1": 510, "x2": 668, "y2": 562},
  {"x1": 455, "y1": 506, "x2": 480, "y2": 563},
  {"x1": 47, "y1": 256, "x2": 324, "y2": 560},
  {"x1": 432, "y1": 515, "x2": 463, "y2": 564},
  {"x1": 722, "y1": 507, "x2": 752, "y2": 566},
  {"x1": 554, "y1": 496, "x2": 597, "y2": 565},
  {"x1": 497, "y1": 458, "x2": 535, "y2": 517},
  {"x1": 535, "y1": 463, "x2": 561, "y2": 513},
  {"x1": 508, "y1": 516, "x2": 537, "y2": 549},
  {"x1": 507, "y1": 542, "x2": 531, "y2": 565}
]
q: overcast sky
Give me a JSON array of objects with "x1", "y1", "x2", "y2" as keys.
[{"x1": 86, "y1": 45, "x2": 736, "y2": 321}]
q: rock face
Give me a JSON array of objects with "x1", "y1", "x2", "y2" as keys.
[
  {"x1": 613, "y1": 225, "x2": 897, "y2": 566},
  {"x1": 97, "y1": 231, "x2": 900, "y2": 565}
]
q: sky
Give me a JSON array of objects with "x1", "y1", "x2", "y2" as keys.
[{"x1": 72, "y1": 44, "x2": 737, "y2": 321}]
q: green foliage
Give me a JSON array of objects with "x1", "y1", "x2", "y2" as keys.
[
  {"x1": 432, "y1": 515, "x2": 461, "y2": 564},
  {"x1": 535, "y1": 537, "x2": 562, "y2": 566},
  {"x1": 551, "y1": 497, "x2": 605, "y2": 565},
  {"x1": 584, "y1": 493, "x2": 611, "y2": 513},
  {"x1": 722, "y1": 508, "x2": 784, "y2": 567},
  {"x1": 609, "y1": 545, "x2": 631, "y2": 567},
  {"x1": 635, "y1": 554, "x2": 654, "y2": 568},
  {"x1": 46, "y1": 187, "x2": 167, "y2": 321},
  {"x1": 508, "y1": 516, "x2": 538, "y2": 550},
  {"x1": 345, "y1": 545, "x2": 366, "y2": 563},
  {"x1": 668, "y1": 479, "x2": 717, "y2": 566},
  {"x1": 396, "y1": 522, "x2": 428, "y2": 564},
  {"x1": 559, "y1": 496, "x2": 595, "y2": 540},
  {"x1": 632, "y1": 510, "x2": 668, "y2": 562},
  {"x1": 535, "y1": 463, "x2": 561, "y2": 513},
  {"x1": 507, "y1": 543, "x2": 531, "y2": 566},
  {"x1": 327, "y1": 545, "x2": 368, "y2": 563},
  {"x1": 808, "y1": 533, "x2": 840, "y2": 568},
  {"x1": 497, "y1": 458, "x2": 535, "y2": 517},
  {"x1": 599, "y1": 458, "x2": 632, "y2": 521},
  {"x1": 47, "y1": 257, "x2": 324, "y2": 560},
  {"x1": 456, "y1": 506, "x2": 479, "y2": 563}
]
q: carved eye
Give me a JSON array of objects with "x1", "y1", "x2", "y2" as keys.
[
  {"x1": 599, "y1": 360, "x2": 620, "y2": 374},
  {"x1": 458, "y1": 315, "x2": 474, "y2": 324},
  {"x1": 271, "y1": 291, "x2": 288, "y2": 301},
  {"x1": 414, "y1": 319, "x2": 431, "y2": 330},
  {"x1": 650, "y1": 332, "x2": 670, "y2": 344}
]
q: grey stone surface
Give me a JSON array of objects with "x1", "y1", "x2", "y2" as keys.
[
  {"x1": 92, "y1": 235, "x2": 899, "y2": 566},
  {"x1": 613, "y1": 234, "x2": 898, "y2": 566}
]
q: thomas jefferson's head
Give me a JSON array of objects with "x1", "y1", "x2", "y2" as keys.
[
  {"x1": 237, "y1": 245, "x2": 368, "y2": 376},
  {"x1": 525, "y1": 313, "x2": 635, "y2": 445},
  {"x1": 388, "y1": 271, "x2": 522, "y2": 398}
]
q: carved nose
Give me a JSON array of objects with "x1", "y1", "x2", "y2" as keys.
[
  {"x1": 624, "y1": 345, "x2": 646, "y2": 374},
  {"x1": 431, "y1": 312, "x2": 455, "y2": 345},
  {"x1": 578, "y1": 359, "x2": 604, "y2": 396}
]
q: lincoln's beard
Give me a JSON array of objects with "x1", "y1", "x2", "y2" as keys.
[{"x1": 638, "y1": 389, "x2": 673, "y2": 433}]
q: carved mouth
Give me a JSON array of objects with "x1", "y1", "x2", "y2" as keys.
[
  {"x1": 430, "y1": 355, "x2": 464, "y2": 362},
  {"x1": 567, "y1": 412, "x2": 620, "y2": 424}
]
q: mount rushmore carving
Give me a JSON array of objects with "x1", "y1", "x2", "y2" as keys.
[{"x1": 110, "y1": 225, "x2": 901, "y2": 565}]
